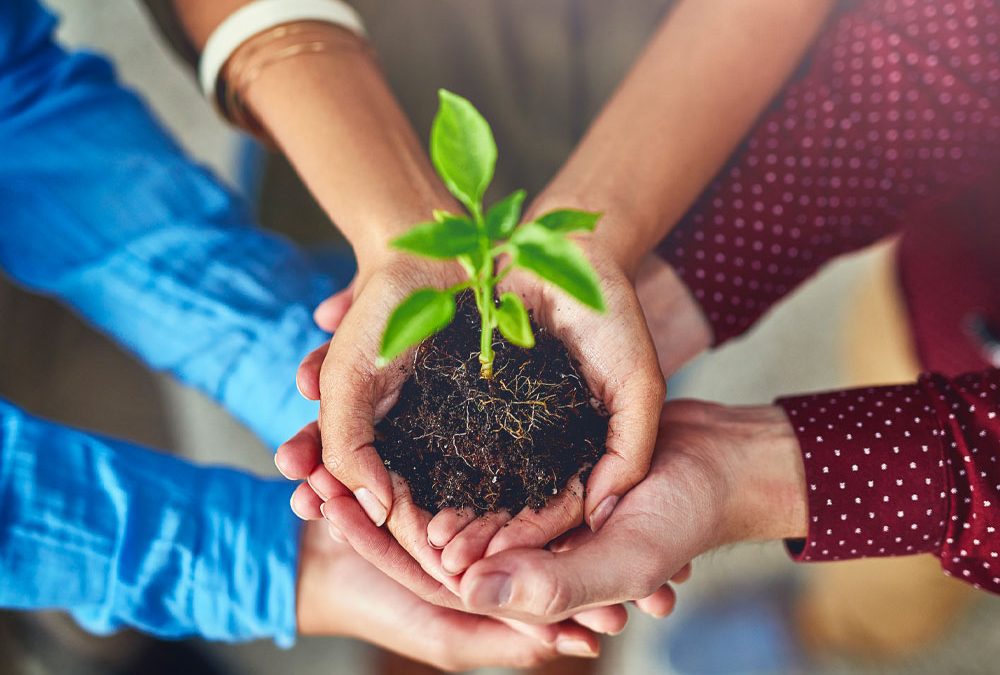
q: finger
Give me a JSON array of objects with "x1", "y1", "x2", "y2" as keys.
[
  {"x1": 322, "y1": 491, "x2": 462, "y2": 610},
  {"x1": 548, "y1": 525, "x2": 594, "y2": 553},
  {"x1": 385, "y1": 472, "x2": 461, "y2": 592},
  {"x1": 306, "y1": 462, "x2": 347, "y2": 502},
  {"x1": 485, "y1": 475, "x2": 585, "y2": 557},
  {"x1": 318, "y1": 353, "x2": 399, "y2": 529},
  {"x1": 672, "y1": 563, "x2": 693, "y2": 584},
  {"x1": 313, "y1": 282, "x2": 354, "y2": 332},
  {"x1": 274, "y1": 422, "x2": 323, "y2": 480},
  {"x1": 441, "y1": 510, "x2": 510, "y2": 575},
  {"x1": 290, "y1": 481, "x2": 323, "y2": 520},
  {"x1": 432, "y1": 613, "x2": 594, "y2": 670},
  {"x1": 500, "y1": 617, "x2": 559, "y2": 645},
  {"x1": 634, "y1": 585, "x2": 677, "y2": 619},
  {"x1": 583, "y1": 367, "x2": 663, "y2": 531},
  {"x1": 295, "y1": 342, "x2": 329, "y2": 401},
  {"x1": 322, "y1": 434, "x2": 394, "y2": 528},
  {"x1": 427, "y1": 507, "x2": 475, "y2": 549},
  {"x1": 550, "y1": 621, "x2": 601, "y2": 660},
  {"x1": 571, "y1": 605, "x2": 629, "y2": 635}
]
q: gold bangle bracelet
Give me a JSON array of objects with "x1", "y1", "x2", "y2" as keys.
[{"x1": 217, "y1": 21, "x2": 370, "y2": 143}]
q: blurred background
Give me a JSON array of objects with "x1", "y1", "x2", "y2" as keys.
[{"x1": 1, "y1": 1, "x2": 998, "y2": 674}]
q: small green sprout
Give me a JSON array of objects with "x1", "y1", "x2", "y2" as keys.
[{"x1": 378, "y1": 89, "x2": 606, "y2": 379}]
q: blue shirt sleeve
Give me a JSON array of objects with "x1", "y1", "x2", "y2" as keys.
[
  {"x1": 0, "y1": 0, "x2": 351, "y2": 644},
  {"x1": 0, "y1": 397, "x2": 300, "y2": 646},
  {"x1": 0, "y1": 0, "x2": 352, "y2": 450}
]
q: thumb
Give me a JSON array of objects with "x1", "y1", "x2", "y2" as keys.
[
  {"x1": 582, "y1": 367, "x2": 663, "y2": 531},
  {"x1": 460, "y1": 529, "x2": 652, "y2": 622}
]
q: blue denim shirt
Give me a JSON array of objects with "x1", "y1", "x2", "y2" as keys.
[{"x1": 0, "y1": 0, "x2": 349, "y2": 646}]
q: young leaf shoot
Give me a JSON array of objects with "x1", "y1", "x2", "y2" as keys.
[{"x1": 379, "y1": 89, "x2": 605, "y2": 378}]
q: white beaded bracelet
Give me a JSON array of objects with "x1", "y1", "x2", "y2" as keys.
[{"x1": 198, "y1": 0, "x2": 367, "y2": 104}]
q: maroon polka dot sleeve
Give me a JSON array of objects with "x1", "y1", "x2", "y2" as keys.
[
  {"x1": 778, "y1": 368, "x2": 1000, "y2": 592},
  {"x1": 655, "y1": 0, "x2": 1000, "y2": 345}
]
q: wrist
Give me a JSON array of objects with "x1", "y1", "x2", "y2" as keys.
[
  {"x1": 712, "y1": 405, "x2": 809, "y2": 544},
  {"x1": 231, "y1": 24, "x2": 458, "y2": 255},
  {"x1": 635, "y1": 256, "x2": 713, "y2": 376},
  {"x1": 296, "y1": 520, "x2": 349, "y2": 637}
]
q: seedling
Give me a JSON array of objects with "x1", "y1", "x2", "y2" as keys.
[{"x1": 378, "y1": 89, "x2": 606, "y2": 379}]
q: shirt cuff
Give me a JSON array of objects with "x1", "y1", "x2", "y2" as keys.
[{"x1": 777, "y1": 382, "x2": 949, "y2": 562}]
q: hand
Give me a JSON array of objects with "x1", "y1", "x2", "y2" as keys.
[
  {"x1": 295, "y1": 519, "x2": 591, "y2": 670},
  {"x1": 286, "y1": 428, "x2": 645, "y2": 639},
  {"x1": 287, "y1": 235, "x2": 667, "y2": 574},
  {"x1": 424, "y1": 234, "x2": 667, "y2": 574},
  {"x1": 455, "y1": 400, "x2": 809, "y2": 623},
  {"x1": 283, "y1": 241, "x2": 713, "y2": 577}
]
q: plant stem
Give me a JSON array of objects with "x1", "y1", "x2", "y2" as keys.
[{"x1": 470, "y1": 204, "x2": 495, "y2": 379}]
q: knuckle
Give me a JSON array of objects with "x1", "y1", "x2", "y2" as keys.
[
  {"x1": 532, "y1": 566, "x2": 571, "y2": 618},
  {"x1": 321, "y1": 448, "x2": 345, "y2": 476},
  {"x1": 643, "y1": 372, "x2": 667, "y2": 403}
]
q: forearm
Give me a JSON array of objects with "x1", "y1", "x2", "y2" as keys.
[
  {"x1": 535, "y1": 0, "x2": 836, "y2": 276},
  {"x1": 0, "y1": 7, "x2": 335, "y2": 448},
  {"x1": 173, "y1": 1, "x2": 456, "y2": 262},
  {"x1": 0, "y1": 398, "x2": 300, "y2": 644},
  {"x1": 657, "y1": 0, "x2": 1000, "y2": 344}
]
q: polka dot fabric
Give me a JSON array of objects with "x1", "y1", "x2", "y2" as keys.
[
  {"x1": 779, "y1": 368, "x2": 1000, "y2": 593},
  {"x1": 656, "y1": 0, "x2": 1000, "y2": 345}
]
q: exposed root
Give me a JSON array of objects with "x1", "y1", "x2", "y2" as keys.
[{"x1": 376, "y1": 291, "x2": 608, "y2": 514}]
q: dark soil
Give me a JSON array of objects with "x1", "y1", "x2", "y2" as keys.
[{"x1": 375, "y1": 291, "x2": 609, "y2": 515}]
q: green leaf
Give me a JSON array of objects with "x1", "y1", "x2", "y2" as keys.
[
  {"x1": 430, "y1": 89, "x2": 497, "y2": 213},
  {"x1": 534, "y1": 209, "x2": 601, "y2": 235},
  {"x1": 495, "y1": 292, "x2": 535, "y2": 348},
  {"x1": 378, "y1": 288, "x2": 457, "y2": 365},
  {"x1": 485, "y1": 189, "x2": 526, "y2": 240},
  {"x1": 390, "y1": 215, "x2": 479, "y2": 259},
  {"x1": 509, "y1": 224, "x2": 606, "y2": 312}
]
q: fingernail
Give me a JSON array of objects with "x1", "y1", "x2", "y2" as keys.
[
  {"x1": 588, "y1": 495, "x2": 618, "y2": 532},
  {"x1": 289, "y1": 492, "x2": 305, "y2": 520},
  {"x1": 555, "y1": 638, "x2": 597, "y2": 658},
  {"x1": 320, "y1": 503, "x2": 346, "y2": 542},
  {"x1": 354, "y1": 487, "x2": 388, "y2": 527},
  {"x1": 307, "y1": 475, "x2": 330, "y2": 502},
  {"x1": 428, "y1": 535, "x2": 444, "y2": 550},
  {"x1": 326, "y1": 520, "x2": 345, "y2": 543},
  {"x1": 468, "y1": 573, "x2": 512, "y2": 609},
  {"x1": 274, "y1": 452, "x2": 288, "y2": 479}
]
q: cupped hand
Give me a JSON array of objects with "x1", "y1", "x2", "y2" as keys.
[
  {"x1": 295, "y1": 518, "x2": 600, "y2": 670},
  {"x1": 295, "y1": 460, "x2": 627, "y2": 654},
  {"x1": 286, "y1": 238, "x2": 666, "y2": 572},
  {"x1": 295, "y1": 251, "x2": 471, "y2": 587},
  {"x1": 281, "y1": 242, "x2": 718, "y2": 580},
  {"x1": 427, "y1": 234, "x2": 666, "y2": 573},
  {"x1": 286, "y1": 426, "x2": 659, "y2": 637},
  {"x1": 456, "y1": 400, "x2": 809, "y2": 623}
]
